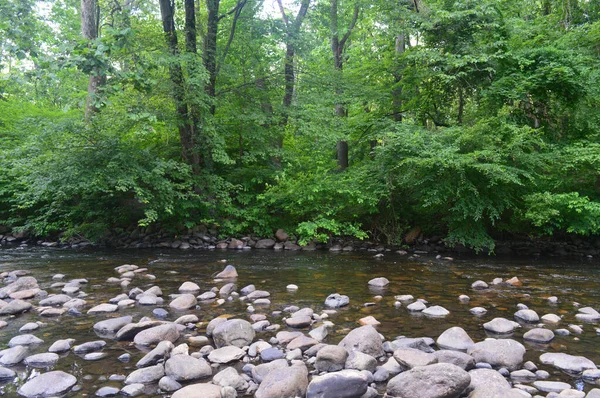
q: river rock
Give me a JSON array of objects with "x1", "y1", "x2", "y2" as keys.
[
  {"x1": 514, "y1": 309, "x2": 539, "y2": 323},
  {"x1": 24, "y1": 353, "x2": 59, "y2": 368},
  {"x1": 179, "y1": 281, "x2": 200, "y2": 294},
  {"x1": 18, "y1": 323, "x2": 39, "y2": 333},
  {"x1": 339, "y1": 325, "x2": 384, "y2": 358},
  {"x1": 470, "y1": 307, "x2": 487, "y2": 315},
  {"x1": 63, "y1": 298, "x2": 86, "y2": 309},
  {"x1": 255, "y1": 239, "x2": 276, "y2": 249},
  {"x1": 309, "y1": 325, "x2": 329, "y2": 342},
  {"x1": 169, "y1": 294, "x2": 197, "y2": 310},
  {"x1": 386, "y1": 363, "x2": 471, "y2": 398},
  {"x1": 255, "y1": 364, "x2": 308, "y2": 398},
  {"x1": 9, "y1": 334, "x2": 43, "y2": 347},
  {"x1": 466, "y1": 368, "x2": 511, "y2": 394},
  {"x1": 407, "y1": 301, "x2": 427, "y2": 312},
  {"x1": 171, "y1": 383, "x2": 221, "y2": 398},
  {"x1": 368, "y1": 277, "x2": 390, "y2": 287},
  {"x1": 87, "y1": 303, "x2": 118, "y2": 314},
  {"x1": 394, "y1": 348, "x2": 438, "y2": 369},
  {"x1": 197, "y1": 291, "x2": 217, "y2": 301},
  {"x1": 287, "y1": 335, "x2": 318, "y2": 351},
  {"x1": 158, "y1": 376, "x2": 181, "y2": 392},
  {"x1": 0, "y1": 299, "x2": 32, "y2": 315},
  {"x1": 539, "y1": 352, "x2": 597, "y2": 374},
  {"x1": 40, "y1": 308, "x2": 66, "y2": 317},
  {"x1": 95, "y1": 386, "x2": 121, "y2": 397},
  {"x1": 17, "y1": 371, "x2": 76, "y2": 397},
  {"x1": 213, "y1": 319, "x2": 255, "y2": 348},
  {"x1": 285, "y1": 315, "x2": 312, "y2": 328},
  {"x1": 247, "y1": 290, "x2": 270, "y2": 300},
  {"x1": 471, "y1": 280, "x2": 488, "y2": 290},
  {"x1": 215, "y1": 265, "x2": 238, "y2": 279},
  {"x1": 467, "y1": 339, "x2": 525, "y2": 370},
  {"x1": 0, "y1": 345, "x2": 28, "y2": 366},
  {"x1": 523, "y1": 328, "x2": 554, "y2": 343},
  {"x1": 39, "y1": 294, "x2": 72, "y2": 306},
  {"x1": 137, "y1": 341, "x2": 174, "y2": 368},
  {"x1": 133, "y1": 324, "x2": 180, "y2": 346},
  {"x1": 437, "y1": 327, "x2": 474, "y2": 352},
  {"x1": 208, "y1": 346, "x2": 245, "y2": 363},
  {"x1": 0, "y1": 367, "x2": 15, "y2": 380},
  {"x1": 307, "y1": 369, "x2": 369, "y2": 398},
  {"x1": 175, "y1": 314, "x2": 199, "y2": 325},
  {"x1": 125, "y1": 364, "x2": 165, "y2": 384},
  {"x1": 48, "y1": 339, "x2": 72, "y2": 353},
  {"x1": 73, "y1": 340, "x2": 106, "y2": 353},
  {"x1": 345, "y1": 351, "x2": 378, "y2": 372},
  {"x1": 93, "y1": 316, "x2": 133, "y2": 335},
  {"x1": 423, "y1": 305, "x2": 450, "y2": 317},
  {"x1": 120, "y1": 383, "x2": 145, "y2": 396},
  {"x1": 165, "y1": 354, "x2": 212, "y2": 381},
  {"x1": 533, "y1": 380, "x2": 572, "y2": 392},
  {"x1": 213, "y1": 367, "x2": 248, "y2": 390},
  {"x1": 0, "y1": 276, "x2": 38, "y2": 299},
  {"x1": 315, "y1": 345, "x2": 348, "y2": 372},
  {"x1": 325, "y1": 293, "x2": 349, "y2": 308},
  {"x1": 483, "y1": 317, "x2": 519, "y2": 334},
  {"x1": 433, "y1": 350, "x2": 476, "y2": 370}
]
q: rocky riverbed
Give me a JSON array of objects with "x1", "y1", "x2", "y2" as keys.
[{"x1": 0, "y1": 249, "x2": 599, "y2": 397}]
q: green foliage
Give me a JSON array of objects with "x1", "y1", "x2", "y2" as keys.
[{"x1": 1, "y1": 0, "x2": 600, "y2": 253}]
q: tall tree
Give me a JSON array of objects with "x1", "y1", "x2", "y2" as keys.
[
  {"x1": 277, "y1": 0, "x2": 310, "y2": 127},
  {"x1": 81, "y1": 0, "x2": 105, "y2": 119},
  {"x1": 159, "y1": 0, "x2": 201, "y2": 171},
  {"x1": 330, "y1": 0, "x2": 359, "y2": 170}
]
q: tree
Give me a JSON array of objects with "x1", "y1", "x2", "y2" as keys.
[
  {"x1": 81, "y1": 0, "x2": 105, "y2": 119},
  {"x1": 330, "y1": 0, "x2": 359, "y2": 170}
]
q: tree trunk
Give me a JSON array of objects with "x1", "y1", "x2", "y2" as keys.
[
  {"x1": 81, "y1": 0, "x2": 104, "y2": 120},
  {"x1": 392, "y1": 33, "x2": 405, "y2": 122},
  {"x1": 159, "y1": 0, "x2": 200, "y2": 172},
  {"x1": 330, "y1": 0, "x2": 358, "y2": 171},
  {"x1": 204, "y1": 0, "x2": 219, "y2": 115}
]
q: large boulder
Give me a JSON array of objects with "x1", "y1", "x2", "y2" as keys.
[
  {"x1": 212, "y1": 319, "x2": 255, "y2": 348},
  {"x1": 386, "y1": 363, "x2": 471, "y2": 398},
  {"x1": 307, "y1": 369, "x2": 369, "y2": 398},
  {"x1": 255, "y1": 364, "x2": 309, "y2": 398},
  {"x1": 436, "y1": 327, "x2": 474, "y2": 352},
  {"x1": 338, "y1": 326, "x2": 384, "y2": 358},
  {"x1": 133, "y1": 324, "x2": 180, "y2": 346},
  {"x1": 17, "y1": 371, "x2": 76, "y2": 397},
  {"x1": 467, "y1": 339, "x2": 525, "y2": 371}
]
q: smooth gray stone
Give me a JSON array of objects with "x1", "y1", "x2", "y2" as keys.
[{"x1": 17, "y1": 371, "x2": 77, "y2": 397}]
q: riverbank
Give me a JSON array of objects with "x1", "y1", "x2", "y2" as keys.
[{"x1": 1, "y1": 225, "x2": 600, "y2": 258}]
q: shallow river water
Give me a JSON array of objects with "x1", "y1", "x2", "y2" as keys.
[{"x1": 0, "y1": 247, "x2": 599, "y2": 396}]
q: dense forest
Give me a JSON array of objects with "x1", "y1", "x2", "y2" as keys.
[{"x1": 1, "y1": 0, "x2": 600, "y2": 252}]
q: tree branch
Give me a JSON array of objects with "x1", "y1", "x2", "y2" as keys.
[
  {"x1": 276, "y1": 0, "x2": 289, "y2": 25},
  {"x1": 218, "y1": 0, "x2": 245, "y2": 21},
  {"x1": 216, "y1": 0, "x2": 246, "y2": 77},
  {"x1": 292, "y1": 0, "x2": 310, "y2": 32},
  {"x1": 339, "y1": 4, "x2": 359, "y2": 50}
]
